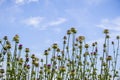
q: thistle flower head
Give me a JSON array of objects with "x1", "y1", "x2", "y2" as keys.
[
  {"x1": 13, "y1": 34, "x2": 19, "y2": 43},
  {"x1": 63, "y1": 36, "x2": 67, "y2": 40},
  {"x1": 3, "y1": 36, "x2": 8, "y2": 40},
  {"x1": 31, "y1": 54, "x2": 35, "y2": 59},
  {"x1": 18, "y1": 44, "x2": 23, "y2": 50},
  {"x1": 25, "y1": 48, "x2": 29, "y2": 53},
  {"x1": 47, "y1": 64, "x2": 51, "y2": 69},
  {"x1": 59, "y1": 66, "x2": 66, "y2": 72},
  {"x1": 106, "y1": 55, "x2": 112, "y2": 61},
  {"x1": 106, "y1": 34, "x2": 110, "y2": 38},
  {"x1": 70, "y1": 27, "x2": 77, "y2": 34},
  {"x1": 116, "y1": 36, "x2": 120, "y2": 39},
  {"x1": 0, "y1": 69, "x2": 4, "y2": 74},
  {"x1": 57, "y1": 48, "x2": 60, "y2": 52},
  {"x1": 52, "y1": 43, "x2": 58, "y2": 49},
  {"x1": 34, "y1": 61, "x2": 39, "y2": 67},
  {"x1": 70, "y1": 70, "x2": 75, "y2": 76},
  {"x1": 78, "y1": 36, "x2": 85, "y2": 42},
  {"x1": 44, "y1": 50, "x2": 49, "y2": 55},
  {"x1": 103, "y1": 29, "x2": 109, "y2": 34},
  {"x1": 67, "y1": 30, "x2": 71, "y2": 35},
  {"x1": 111, "y1": 41, "x2": 114, "y2": 45}
]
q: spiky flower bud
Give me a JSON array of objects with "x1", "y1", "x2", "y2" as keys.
[
  {"x1": 26, "y1": 57, "x2": 29, "y2": 62},
  {"x1": 44, "y1": 50, "x2": 49, "y2": 55},
  {"x1": 57, "y1": 55, "x2": 62, "y2": 60},
  {"x1": 25, "y1": 48, "x2": 29, "y2": 53},
  {"x1": 41, "y1": 59, "x2": 43, "y2": 62},
  {"x1": 57, "y1": 48, "x2": 60, "y2": 52},
  {"x1": 78, "y1": 36, "x2": 85, "y2": 42},
  {"x1": 70, "y1": 70, "x2": 75, "y2": 76},
  {"x1": 47, "y1": 64, "x2": 51, "y2": 69},
  {"x1": 47, "y1": 48, "x2": 51, "y2": 51},
  {"x1": 103, "y1": 29, "x2": 109, "y2": 34},
  {"x1": 27, "y1": 65, "x2": 30, "y2": 69},
  {"x1": 0, "y1": 69, "x2": 4, "y2": 73},
  {"x1": 111, "y1": 41, "x2": 114, "y2": 45},
  {"x1": 106, "y1": 35, "x2": 110, "y2": 38},
  {"x1": 18, "y1": 44, "x2": 23, "y2": 50},
  {"x1": 92, "y1": 43, "x2": 95, "y2": 46},
  {"x1": 31, "y1": 54, "x2": 35, "y2": 59},
  {"x1": 63, "y1": 36, "x2": 67, "y2": 40},
  {"x1": 34, "y1": 61, "x2": 39, "y2": 67},
  {"x1": 67, "y1": 30, "x2": 71, "y2": 35},
  {"x1": 3, "y1": 36, "x2": 8, "y2": 40},
  {"x1": 106, "y1": 55, "x2": 112, "y2": 61},
  {"x1": 57, "y1": 75, "x2": 62, "y2": 80},
  {"x1": 13, "y1": 35, "x2": 19, "y2": 43},
  {"x1": 85, "y1": 44, "x2": 89, "y2": 48},
  {"x1": 116, "y1": 36, "x2": 120, "y2": 39},
  {"x1": 83, "y1": 52, "x2": 89, "y2": 57},
  {"x1": 59, "y1": 66, "x2": 66, "y2": 72},
  {"x1": 52, "y1": 43, "x2": 58, "y2": 49},
  {"x1": 71, "y1": 27, "x2": 77, "y2": 34},
  {"x1": 39, "y1": 70, "x2": 43, "y2": 74}
]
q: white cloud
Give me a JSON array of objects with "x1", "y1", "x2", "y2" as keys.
[
  {"x1": 22, "y1": 17, "x2": 67, "y2": 30},
  {"x1": 15, "y1": 0, "x2": 25, "y2": 5},
  {"x1": 28, "y1": 0, "x2": 39, "y2": 3},
  {"x1": 49, "y1": 18, "x2": 67, "y2": 26},
  {"x1": 97, "y1": 17, "x2": 120, "y2": 31},
  {"x1": 23, "y1": 16, "x2": 44, "y2": 28},
  {"x1": 15, "y1": 0, "x2": 39, "y2": 5}
]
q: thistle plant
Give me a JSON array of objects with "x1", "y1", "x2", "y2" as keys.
[{"x1": 0, "y1": 28, "x2": 120, "y2": 80}]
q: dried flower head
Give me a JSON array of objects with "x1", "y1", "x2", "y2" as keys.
[{"x1": 78, "y1": 36, "x2": 85, "y2": 42}]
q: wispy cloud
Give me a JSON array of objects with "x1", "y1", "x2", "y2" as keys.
[
  {"x1": 49, "y1": 18, "x2": 67, "y2": 26},
  {"x1": 22, "y1": 17, "x2": 67, "y2": 30},
  {"x1": 97, "y1": 17, "x2": 120, "y2": 31},
  {"x1": 23, "y1": 16, "x2": 44, "y2": 28},
  {"x1": 15, "y1": 0, "x2": 25, "y2": 5},
  {"x1": 15, "y1": 0, "x2": 39, "y2": 5},
  {"x1": 28, "y1": 0, "x2": 39, "y2": 3}
]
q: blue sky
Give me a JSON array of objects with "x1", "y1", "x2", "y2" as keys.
[{"x1": 0, "y1": 0, "x2": 120, "y2": 58}]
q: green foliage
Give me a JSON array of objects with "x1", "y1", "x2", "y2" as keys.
[{"x1": 0, "y1": 28, "x2": 120, "y2": 80}]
